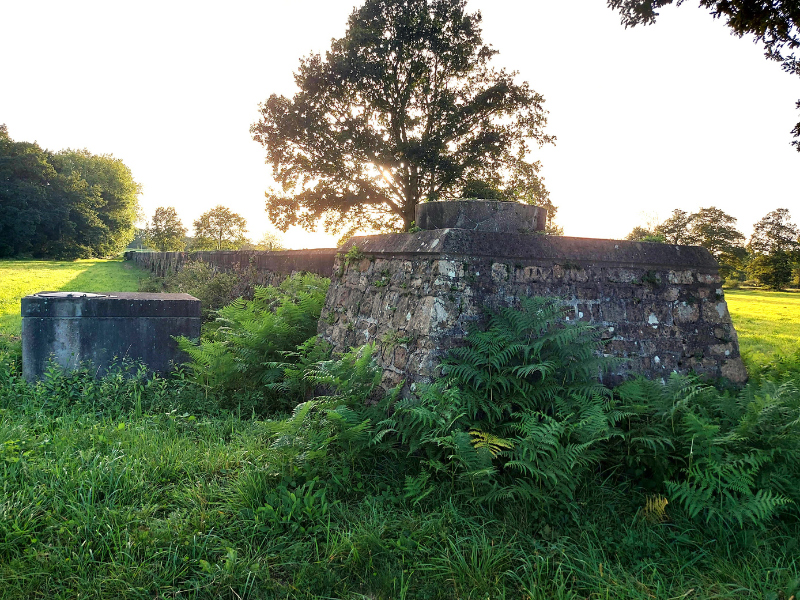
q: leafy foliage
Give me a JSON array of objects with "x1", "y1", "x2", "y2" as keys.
[
  {"x1": 177, "y1": 273, "x2": 330, "y2": 411},
  {"x1": 613, "y1": 374, "x2": 800, "y2": 526},
  {"x1": 139, "y1": 260, "x2": 240, "y2": 320},
  {"x1": 377, "y1": 297, "x2": 615, "y2": 505},
  {"x1": 251, "y1": 0, "x2": 554, "y2": 235},
  {"x1": 0, "y1": 126, "x2": 141, "y2": 258},
  {"x1": 191, "y1": 205, "x2": 248, "y2": 250},
  {"x1": 747, "y1": 209, "x2": 799, "y2": 290}
]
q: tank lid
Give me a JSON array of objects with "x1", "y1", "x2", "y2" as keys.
[{"x1": 35, "y1": 292, "x2": 108, "y2": 299}]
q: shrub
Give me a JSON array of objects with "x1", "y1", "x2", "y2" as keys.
[
  {"x1": 139, "y1": 260, "x2": 240, "y2": 320},
  {"x1": 613, "y1": 374, "x2": 800, "y2": 527},
  {"x1": 177, "y1": 273, "x2": 330, "y2": 412},
  {"x1": 376, "y1": 297, "x2": 616, "y2": 506}
]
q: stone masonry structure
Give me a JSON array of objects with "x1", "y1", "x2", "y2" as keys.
[
  {"x1": 126, "y1": 203, "x2": 747, "y2": 388},
  {"x1": 22, "y1": 292, "x2": 200, "y2": 381},
  {"x1": 318, "y1": 228, "x2": 747, "y2": 389},
  {"x1": 125, "y1": 248, "x2": 337, "y2": 290}
]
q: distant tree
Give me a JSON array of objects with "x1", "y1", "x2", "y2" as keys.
[
  {"x1": 655, "y1": 209, "x2": 693, "y2": 245},
  {"x1": 749, "y1": 251, "x2": 795, "y2": 290},
  {"x1": 749, "y1": 208, "x2": 799, "y2": 254},
  {"x1": 251, "y1": 0, "x2": 554, "y2": 237},
  {"x1": 684, "y1": 206, "x2": 746, "y2": 280},
  {"x1": 126, "y1": 228, "x2": 151, "y2": 250},
  {"x1": 625, "y1": 226, "x2": 665, "y2": 243},
  {"x1": 252, "y1": 231, "x2": 286, "y2": 251},
  {"x1": 747, "y1": 208, "x2": 799, "y2": 289},
  {"x1": 146, "y1": 207, "x2": 187, "y2": 252},
  {"x1": 607, "y1": 0, "x2": 800, "y2": 151},
  {"x1": 192, "y1": 206, "x2": 248, "y2": 250},
  {"x1": 684, "y1": 207, "x2": 745, "y2": 257}
]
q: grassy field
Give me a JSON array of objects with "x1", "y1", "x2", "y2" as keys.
[
  {"x1": 0, "y1": 268, "x2": 798, "y2": 598},
  {"x1": 1, "y1": 259, "x2": 797, "y2": 367},
  {"x1": 725, "y1": 288, "x2": 800, "y2": 366},
  {"x1": 0, "y1": 259, "x2": 147, "y2": 342}
]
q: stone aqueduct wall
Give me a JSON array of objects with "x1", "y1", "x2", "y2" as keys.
[
  {"x1": 125, "y1": 232, "x2": 747, "y2": 387},
  {"x1": 124, "y1": 249, "x2": 337, "y2": 291},
  {"x1": 318, "y1": 230, "x2": 746, "y2": 387}
]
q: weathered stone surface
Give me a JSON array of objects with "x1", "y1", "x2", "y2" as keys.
[
  {"x1": 21, "y1": 292, "x2": 201, "y2": 381},
  {"x1": 416, "y1": 200, "x2": 547, "y2": 233},
  {"x1": 318, "y1": 229, "x2": 747, "y2": 389},
  {"x1": 124, "y1": 249, "x2": 336, "y2": 296}
]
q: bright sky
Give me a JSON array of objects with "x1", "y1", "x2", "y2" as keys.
[{"x1": 2, "y1": 0, "x2": 798, "y2": 248}]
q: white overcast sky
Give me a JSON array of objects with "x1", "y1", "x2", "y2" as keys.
[{"x1": 2, "y1": 0, "x2": 798, "y2": 248}]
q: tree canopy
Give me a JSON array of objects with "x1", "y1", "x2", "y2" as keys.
[
  {"x1": 747, "y1": 208, "x2": 799, "y2": 289},
  {"x1": 251, "y1": 0, "x2": 555, "y2": 235},
  {"x1": 192, "y1": 206, "x2": 248, "y2": 250},
  {"x1": 749, "y1": 208, "x2": 799, "y2": 254},
  {"x1": 0, "y1": 125, "x2": 141, "y2": 259},
  {"x1": 607, "y1": 0, "x2": 800, "y2": 151},
  {"x1": 146, "y1": 207, "x2": 187, "y2": 252}
]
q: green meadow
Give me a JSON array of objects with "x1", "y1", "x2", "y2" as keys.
[
  {"x1": 725, "y1": 288, "x2": 800, "y2": 366},
  {"x1": 0, "y1": 264, "x2": 798, "y2": 599},
  {"x1": 0, "y1": 259, "x2": 146, "y2": 344}
]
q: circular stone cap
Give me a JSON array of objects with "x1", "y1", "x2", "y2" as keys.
[
  {"x1": 35, "y1": 292, "x2": 108, "y2": 299},
  {"x1": 415, "y1": 200, "x2": 547, "y2": 233}
]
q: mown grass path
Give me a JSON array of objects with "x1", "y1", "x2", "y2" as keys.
[
  {"x1": 726, "y1": 289, "x2": 800, "y2": 365},
  {"x1": 0, "y1": 259, "x2": 147, "y2": 340}
]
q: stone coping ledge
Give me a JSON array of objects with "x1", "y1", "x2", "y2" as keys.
[
  {"x1": 341, "y1": 230, "x2": 719, "y2": 271},
  {"x1": 124, "y1": 248, "x2": 338, "y2": 278},
  {"x1": 22, "y1": 292, "x2": 201, "y2": 318}
]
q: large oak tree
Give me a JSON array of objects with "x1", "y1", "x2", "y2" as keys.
[{"x1": 251, "y1": 0, "x2": 554, "y2": 235}]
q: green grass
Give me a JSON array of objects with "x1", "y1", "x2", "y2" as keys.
[
  {"x1": 0, "y1": 258, "x2": 147, "y2": 341},
  {"x1": 0, "y1": 271, "x2": 798, "y2": 598},
  {"x1": 725, "y1": 288, "x2": 800, "y2": 366},
  {"x1": 0, "y1": 374, "x2": 797, "y2": 599}
]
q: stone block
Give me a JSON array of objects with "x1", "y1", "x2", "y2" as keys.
[
  {"x1": 320, "y1": 229, "x2": 746, "y2": 387},
  {"x1": 673, "y1": 302, "x2": 700, "y2": 323},
  {"x1": 416, "y1": 200, "x2": 547, "y2": 233},
  {"x1": 22, "y1": 292, "x2": 200, "y2": 381}
]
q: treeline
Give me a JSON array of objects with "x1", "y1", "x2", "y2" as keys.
[
  {"x1": 627, "y1": 207, "x2": 800, "y2": 289},
  {"x1": 0, "y1": 125, "x2": 140, "y2": 259},
  {"x1": 133, "y1": 205, "x2": 285, "y2": 252}
]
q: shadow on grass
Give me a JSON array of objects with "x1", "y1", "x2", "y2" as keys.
[
  {"x1": 0, "y1": 259, "x2": 148, "y2": 342},
  {"x1": 51, "y1": 259, "x2": 147, "y2": 294}
]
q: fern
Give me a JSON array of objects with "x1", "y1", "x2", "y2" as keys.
[
  {"x1": 613, "y1": 374, "x2": 800, "y2": 526},
  {"x1": 176, "y1": 273, "x2": 330, "y2": 412},
  {"x1": 376, "y1": 296, "x2": 616, "y2": 506}
]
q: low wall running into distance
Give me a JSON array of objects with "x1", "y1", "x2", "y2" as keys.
[
  {"x1": 124, "y1": 249, "x2": 337, "y2": 289},
  {"x1": 126, "y1": 230, "x2": 747, "y2": 388}
]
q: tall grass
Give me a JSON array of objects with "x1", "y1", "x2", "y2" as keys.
[{"x1": 1, "y1": 282, "x2": 799, "y2": 598}]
